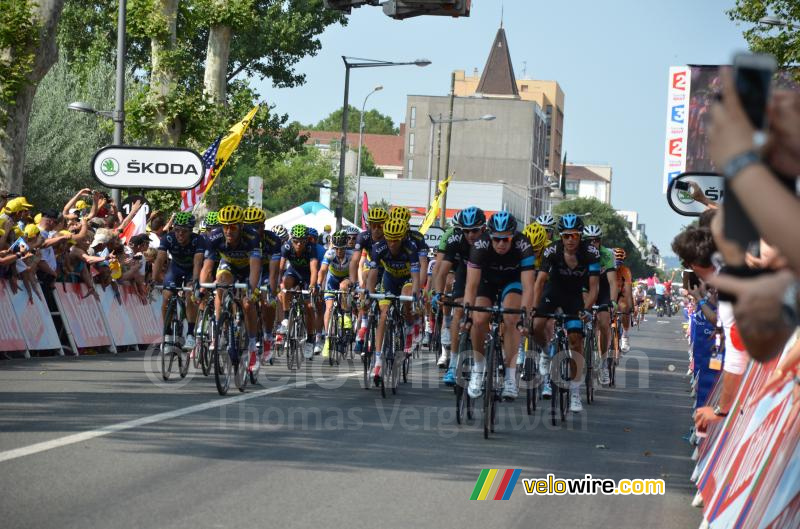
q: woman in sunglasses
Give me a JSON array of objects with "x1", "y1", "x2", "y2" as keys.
[
  {"x1": 463, "y1": 210, "x2": 536, "y2": 402},
  {"x1": 531, "y1": 213, "x2": 601, "y2": 413}
]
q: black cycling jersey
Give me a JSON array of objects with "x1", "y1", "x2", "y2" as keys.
[
  {"x1": 280, "y1": 241, "x2": 318, "y2": 273},
  {"x1": 159, "y1": 232, "x2": 206, "y2": 269},
  {"x1": 538, "y1": 240, "x2": 601, "y2": 293},
  {"x1": 467, "y1": 232, "x2": 535, "y2": 282},
  {"x1": 441, "y1": 229, "x2": 472, "y2": 269}
]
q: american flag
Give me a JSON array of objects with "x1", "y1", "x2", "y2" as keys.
[{"x1": 181, "y1": 135, "x2": 222, "y2": 212}]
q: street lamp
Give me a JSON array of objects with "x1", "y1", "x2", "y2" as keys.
[
  {"x1": 336, "y1": 56, "x2": 430, "y2": 230},
  {"x1": 67, "y1": 0, "x2": 126, "y2": 207},
  {"x1": 759, "y1": 15, "x2": 798, "y2": 29},
  {"x1": 353, "y1": 84, "x2": 383, "y2": 222},
  {"x1": 425, "y1": 114, "x2": 495, "y2": 207}
]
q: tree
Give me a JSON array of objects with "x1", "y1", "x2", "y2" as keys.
[
  {"x1": 0, "y1": 0, "x2": 66, "y2": 192},
  {"x1": 728, "y1": 1, "x2": 800, "y2": 73},
  {"x1": 359, "y1": 146, "x2": 383, "y2": 177},
  {"x1": 311, "y1": 105, "x2": 399, "y2": 135},
  {"x1": 552, "y1": 197, "x2": 656, "y2": 278}
]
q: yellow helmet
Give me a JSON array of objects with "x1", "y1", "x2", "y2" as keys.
[
  {"x1": 389, "y1": 206, "x2": 411, "y2": 223},
  {"x1": 383, "y1": 217, "x2": 408, "y2": 241},
  {"x1": 367, "y1": 207, "x2": 388, "y2": 224},
  {"x1": 243, "y1": 206, "x2": 266, "y2": 224},
  {"x1": 218, "y1": 204, "x2": 244, "y2": 225},
  {"x1": 523, "y1": 222, "x2": 549, "y2": 251}
]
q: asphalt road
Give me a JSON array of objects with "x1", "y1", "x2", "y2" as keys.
[{"x1": 0, "y1": 316, "x2": 701, "y2": 529}]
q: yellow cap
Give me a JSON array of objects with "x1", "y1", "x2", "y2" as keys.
[
  {"x1": 4, "y1": 196, "x2": 33, "y2": 213},
  {"x1": 34, "y1": 213, "x2": 42, "y2": 225},
  {"x1": 75, "y1": 200, "x2": 89, "y2": 210},
  {"x1": 323, "y1": 224, "x2": 332, "y2": 233},
  {"x1": 23, "y1": 224, "x2": 40, "y2": 239}
]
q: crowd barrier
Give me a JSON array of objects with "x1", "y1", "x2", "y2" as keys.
[
  {"x1": 0, "y1": 280, "x2": 164, "y2": 357},
  {"x1": 687, "y1": 304, "x2": 799, "y2": 528}
]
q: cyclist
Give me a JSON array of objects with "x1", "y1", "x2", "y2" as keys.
[
  {"x1": 464, "y1": 211, "x2": 535, "y2": 401},
  {"x1": 432, "y1": 212, "x2": 460, "y2": 367},
  {"x1": 153, "y1": 212, "x2": 205, "y2": 350},
  {"x1": 583, "y1": 224, "x2": 618, "y2": 386},
  {"x1": 350, "y1": 207, "x2": 388, "y2": 353},
  {"x1": 532, "y1": 213, "x2": 600, "y2": 412},
  {"x1": 243, "y1": 206, "x2": 281, "y2": 363},
  {"x1": 307, "y1": 226, "x2": 327, "y2": 353},
  {"x1": 201, "y1": 205, "x2": 263, "y2": 371},
  {"x1": 654, "y1": 278, "x2": 667, "y2": 315},
  {"x1": 433, "y1": 206, "x2": 486, "y2": 385},
  {"x1": 272, "y1": 224, "x2": 289, "y2": 245},
  {"x1": 319, "y1": 230, "x2": 354, "y2": 351},
  {"x1": 388, "y1": 206, "x2": 428, "y2": 349},
  {"x1": 535, "y1": 214, "x2": 556, "y2": 243},
  {"x1": 277, "y1": 224, "x2": 320, "y2": 358},
  {"x1": 366, "y1": 217, "x2": 420, "y2": 385},
  {"x1": 518, "y1": 221, "x2": 551, "y2": 371},
  {"x1": 344, "y1": 225, "x2": 359, "y2": 250},
  {"x1": 614, "y1": 248, "x2": 634, "y2": 352}
]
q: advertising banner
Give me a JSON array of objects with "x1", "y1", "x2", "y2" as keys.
[
  {"x1": 121, "y1": 286, "x2": 161, "y2": 345},
  {"x1": 53, "y1": 283, "x2": 111, "y2": 348},
  {"x1": 95, "y1": 285, "x2": 138, "y2": 346},
  {"x1": 7, "y1": 281, "x2": 60, "y2": 351},
  {"x1": 662, "y1": 66, "x2": 690, "y2": 193},
  {"x1": 0, "y1": 281, "x2": 27, "y2": 352}
]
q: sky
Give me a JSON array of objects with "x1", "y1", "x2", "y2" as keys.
[{"x1": 254, "y1": 0, "x2": 752, "y2": 256}]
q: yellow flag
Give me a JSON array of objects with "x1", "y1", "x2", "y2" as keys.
[
  {"x1": 419, "y1": 173, "x2": 453, "y2": 235},
  {"x1": 204, "y1": 105, "x2": 259, "y2": 194}
]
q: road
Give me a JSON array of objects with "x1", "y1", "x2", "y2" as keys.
[{"x1": 0, "y1": 317, "x2": 701, "y2": 529}]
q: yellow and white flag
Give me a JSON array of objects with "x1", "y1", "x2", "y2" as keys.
[{"x1": 419, "y1": 173, "x2": 452, "y2": 235}]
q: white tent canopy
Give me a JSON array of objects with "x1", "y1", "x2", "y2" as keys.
[{"x1": 265, "y1": 201, "x2": 359, "y2": 233}]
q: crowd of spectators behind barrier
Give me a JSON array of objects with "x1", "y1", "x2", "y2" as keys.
[
  {"x1": 0, "y1": 187, "x2": 172, "y2": 305},
  {"x1": 670, "y1": 68, "x2": 800, "y2": 431}
]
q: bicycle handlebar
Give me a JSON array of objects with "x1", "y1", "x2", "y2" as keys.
[
  {"x1": 281, "y1": 288, "x2": 311, "y2": 295},
  {"x1": 154, "y1": 285, "x2": 193, "y2": 292},
  {"x1": 367, "y1": 292, "x2": 414, "y2": 302},
  {"x1": 199, "y1": 282, "x2": 249, "y2": 289},
  {"x1": 464, "y1": 304, "x2": 526, "y2": 315}
]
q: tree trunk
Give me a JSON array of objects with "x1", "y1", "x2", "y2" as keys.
[
  {"x1": 203, "y1": 24, "x2": 232, "y2": 104},
  {"x1": 150, "y1": 0, "x2": 181, "y2": 145},
  {"x1": 0, "y1": 0, "x2": 65, "y2": 193}
]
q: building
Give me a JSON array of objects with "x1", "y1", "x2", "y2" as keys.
[
  {"x1": 617, "y1": 209, "x2": 648, "y2": 251},
  {"x1": 564, "y1": 163, "x2": 612, "y2": 204},
  {"x1": 302, "y1": 126, "x2": 406, "y2": 178},
  {"x1": 403, "y1": 26, "x2": 552, "y2": 223}
]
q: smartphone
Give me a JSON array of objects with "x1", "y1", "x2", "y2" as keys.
[
  {"x1": 723, "y1": 52, "x2": 777, "y2": 250},
  {"x1": 675, "y1": 181, "x2": 690, "y2": 191},
  {"x1": 684, "y1": 270, "x2": 700, "y2": 291}
]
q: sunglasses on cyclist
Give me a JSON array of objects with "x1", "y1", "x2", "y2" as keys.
[
  {"x1": 560, "y1": 233, "x2": 581, "y2": 240},
  {"x1": 491, "y1": 235, "x2": 512, "y2": 243},
  {"x1": 462, "y1": 227, "x2": 483, "y2": 234},
  {"x1": 291, "y1": 238, "x2": 305, "y2": 244}
]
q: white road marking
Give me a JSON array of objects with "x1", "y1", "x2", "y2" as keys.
[{"x1": 0, "y1": 368, "x2": 362, "y2": 464}]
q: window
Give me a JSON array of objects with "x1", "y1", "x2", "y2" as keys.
[
  {"x1": 409, "y1": 132, "x2": 415, "y2": 155},
  {"x1": 565, "y1": 180, "x2": 579, "y2": 195},
  {"x1": 408, "y1": 158, "x2": 414, "y2": 178},
  {"x1": 520, "y1": 84, "x2": 528, "y2": 92},
  {"x1": 410, "y1": 106, "x2": 417, "y2": 128}
]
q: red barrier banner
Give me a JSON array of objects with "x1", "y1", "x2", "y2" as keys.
[
  {"x1": 7, "y1": 280, "x2": 60, "y2": 351},
  {"x1": 0, "y1": 281, "x2": 26, "y2": 352},
  {"x1": 122, "y1": 286, "x2": 161, "y2": 345},
  {"x1": 95, "y1": 285, "x2": 138, "y2": 346},
  {"x1": 53, "y1": 283, "x2": 110, "y2": 348}
]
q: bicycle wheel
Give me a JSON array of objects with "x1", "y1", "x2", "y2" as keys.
[
  {"x1": 524, "y1": 355, "x2": 536, "y2": 415},
  {"x1": 198, "y1": 308, "x2": 213, "y2": 376},
  {"x1": 483, "y1": 334, "x2": 496, "y2": 439},
  {"x1": 559, "y1": 356, "x2": 569, "y2": 422},
  {"x1": 362, "y1": 315, "x2": 374, "y2": 389},
  {"x1": 327, "y1": 307, "x2": 338, "y2": 367},
  {"x1": 391, "y1": 319, "x2": 403, "y2": 393},
  {"x1": 160, "y1": 298, "x2": 178, "y2": 381},
  {"x1": 584, "y1": 331, "x2": 594, "y2": 405},
  {"x1": 286, "y1": 307, "x2": 298, "y2": 372},
  {"x1": 380, "y1": 323, "x2": 391, "y2": 399},
  {"x1": 232, "y1": 305, "x2": 248, "y2": 393},
  {"x1": 214, "y1": 312, "x2": 232, "y2": 395}
]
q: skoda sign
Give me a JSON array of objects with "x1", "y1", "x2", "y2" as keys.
[{"x1": 91, "y1": 146, "x2": 205, "y2": 190}]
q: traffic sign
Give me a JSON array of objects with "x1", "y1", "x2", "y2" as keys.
[{"x1": 91, "y1": 146, "x2": 204, "y2": 190}]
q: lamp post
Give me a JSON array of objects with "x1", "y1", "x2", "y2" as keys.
[
  {"x1": 353, "y1": 84, "x2": 383, "y2": 222},
  {"x1": 68, "y1": 0, "x2": 126, "y2": 207},
  {"x1": 758, "y1": 15, "x2": 799, "y2": 29},
  {"x1": 336, "y1": 57, "x2": 431, "y2": 230},
  {"x1": 425, "y1": 114, "x2": 495, "y2": 208}
]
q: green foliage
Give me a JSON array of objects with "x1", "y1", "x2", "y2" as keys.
[
  {"x1": 22, "y1": 60, "x2": 117, "y2": 210},
  {"x1": 311, "y1": 105, "x2": 399, "y2": 135},
  {"x1": 359, "y1": 146, "x2": 383, "y2": 177},
  {"x1": 728, "y1": 1, "x2": 800, "y2": 75},
  {"x1": 0, "y1": 0, "x2": 40, "y2": 121},
  {"x1": 261, "y1": 148, "x2": 334, "y2": 214},
  {"x1": 552, "y1": 197, "x2": 656, "y2": 279}
]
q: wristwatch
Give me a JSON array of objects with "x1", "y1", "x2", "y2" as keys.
[
  {"x1": 722, "y1": 150, "x2": 762, "y2": 180},
  {"x1": 781, "y1": 280, "x2": 799, "y2": 327},
  {"x1": 713, "y1": 405, "x2": 728, "y2": 417}
]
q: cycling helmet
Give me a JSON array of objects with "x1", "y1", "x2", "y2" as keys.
[
  {"x1": 332, "y1": 230, "x2": 348, "y2": 248},
  {"x1": 307, "y1": 227, "x2": 318, "y2": 239},
  {"x1": 344, "y1": 225, "x2": 360, "y2": 236},
  {"x1": 383, "y1": 217, "x2": 408, "y2": 241},
  {"x1": 243, "y1": 206, "x2": 266, "y2": 224},
  {"x1": 205, "y1": 211, "x2": 220, "y2": 227},
  {"x1": 613, "y1": 247, "x2": 627, "y2": 261},
  {"x1": 451, "y1": 210, "x2": 462, "y2": 228},
  {"x1": 459, "y1": 206, "x2": 486, "y2": 228},
  {"x1": 523, "y1": 222, "x2": 549, "y2": 251},
  {"x1": 290, "y1": 224, "x2": 308, "y2": 239},
  {"x1": 367, "y1": 207, "x2": 388, "y2": 223},
  {"x1": 487, "y1": 210, "x2": 517, "y2": 234},
  {"x1": 389, "y1": 206, "x2": 411, "y2": 223},
  {"x1": 273, "y1": 224, "x2": 288, "y2": 241},
  {"x1": 173, "y1": 211, "x2": 195, "y2": 228},
  {"x1": 558, "y1": 213, "x2": 583, "y2": 232},
  {"x1": 583, "y1": 224, "x2": 603, "y2": 239},
  {"x1": 218, "y1": 205, "x2": 244, "y2": 225},
  {"x1": 535, "y1": 214, "x2": 555, "y2": 228}
]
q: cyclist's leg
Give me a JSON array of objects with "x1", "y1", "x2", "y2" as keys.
[
  {"x1": 280, "y1": 269, "x2": 300, "y2": 331},
  {"x1": 500, "y1": 284, "x2": 523, "y2": 398},
  {"x1": 215, "y1": 262, "x2": 235, "y2": 320}
]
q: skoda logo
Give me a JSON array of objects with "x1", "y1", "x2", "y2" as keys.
[
  {"x1": 677, "y1": 189, "x2": 694, "y2": 205},
  {"x1": 100, "y1": 157, "x2": 120, "y2": 177}
]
